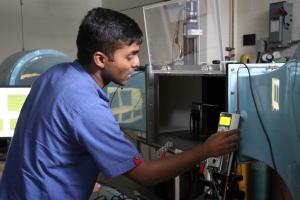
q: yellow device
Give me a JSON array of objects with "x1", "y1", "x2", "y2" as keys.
[{"x1": 205, "y1": 112, "x2": 240, "y2": 173}]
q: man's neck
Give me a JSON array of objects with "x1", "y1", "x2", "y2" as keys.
[{"x1": 83, "y1": 63, "x2": 105, "y2": 88}]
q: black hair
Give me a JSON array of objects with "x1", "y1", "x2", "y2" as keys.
[{"x1": 76, "y1": 7, "x2": 143, "y2": 65}]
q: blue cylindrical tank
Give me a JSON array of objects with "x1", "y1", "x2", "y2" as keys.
[{"x1": 0, "y1": 49, "x2": 73, "y2": 86}]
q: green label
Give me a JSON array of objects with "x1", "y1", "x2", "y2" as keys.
[
  {"x1": 10, "y1": 119, "x2": 17, "y2": 131},
  {"x1": 8, "y1": 95, "x2": 27, "y2": 111}
]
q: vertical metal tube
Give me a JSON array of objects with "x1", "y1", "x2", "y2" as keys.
[
  {"x1": 214, "y1": 0, "x2": 224, "y2": 67},
  {"x1": 184, "y1": 0, "x2": 199, "y2": 65},
  {"x1": 184, "y1": 38, "x2": 197, "y2": 64}
]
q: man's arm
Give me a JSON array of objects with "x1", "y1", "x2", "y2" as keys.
[{"x1": 125, "y1": 129, "x2": 239, "y2": 186}]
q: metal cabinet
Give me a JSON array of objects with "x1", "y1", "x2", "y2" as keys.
[{"x1": 145, "y1": 64, "x2": 227, "y2": 150}]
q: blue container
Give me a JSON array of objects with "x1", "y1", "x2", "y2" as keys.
[{"x1": 0, "y1": 49, "x2": 72, "y2": 86}]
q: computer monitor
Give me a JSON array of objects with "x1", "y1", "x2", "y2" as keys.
[{"x1": 0, "y1": 86, "x2": 31, "y2": 138}]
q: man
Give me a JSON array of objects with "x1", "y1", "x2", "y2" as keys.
[{"x1": 0, "y1": 7, "x2": 239, "y2": 200}]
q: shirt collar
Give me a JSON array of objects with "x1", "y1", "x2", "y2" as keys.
[{"x1": 72, "y1": 60, "x2": 109, "y2": 102}]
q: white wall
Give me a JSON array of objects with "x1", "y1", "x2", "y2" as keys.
[
  {"x1": 206, "y1": 0, "x2": 231, "y2": 63},
  {"x1": 235, "y1": 0, "x2": 300, "y2": 62},
  {"x1": 0, "y1": 0, "x2": 101, "y2": 63},
  {"x1": 2, "y1": 0, "x2": 296, "y2": 65},
  {"x1": 101, "y1": 0, "x2": 164, "y2": 11}
]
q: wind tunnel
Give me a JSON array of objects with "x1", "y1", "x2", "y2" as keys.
[
  {"x1": 0, "y1": 48, "x2": 145, "y2": 133},
  {"x1": 228, "y1": 43, "x2": 300, "y2": 199},
  {"x1": 0, "y1": 49, "x2": 73, "y2": 86}
]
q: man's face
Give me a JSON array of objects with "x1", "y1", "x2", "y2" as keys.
[{"x1": 103, "y1": 42, "x2": 140, "y2": 86}]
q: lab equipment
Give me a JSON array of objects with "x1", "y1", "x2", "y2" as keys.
[
  {"x1": 0, "y1": 86, "x2": 30, "y2": 138},
  {"x1": 0, "y1": 49, "x2": 72, "y2": 138},
  {"x1": 205, "y1": 112, "x2": 240, "y2": 173},
  {"x1": 269, "y1": 1, "x2": 293, "y2": 49},
  {"x1": 189, "y1": 102, "x2": 220, "y2": 136},
  {"x1": 143, "y1": 0, "x2": 226, "y2": 148},
  {"x1": 227, "y1": 51, "x2": 300, "y2": 199},
  {"x1": 0, "y1": 49, "x2": 72, "y2": 86},
  {"x1": 143, "y1": 0, "x2": 223, "y2": 69},
  {"x1": 203, "y1": 112, "x2": 242, "y2": 199}
]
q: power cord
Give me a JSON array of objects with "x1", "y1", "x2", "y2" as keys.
[
  {"x1": 108, "y1": 71, "x2": 144, "y2": 142},
  {"x1": 240, "y1": 63, "x2": 277, "y2": 171}
]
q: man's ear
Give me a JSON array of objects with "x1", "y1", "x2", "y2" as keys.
[{"x1": 92, "y1": 52, "x2": 107, "y2": 69}]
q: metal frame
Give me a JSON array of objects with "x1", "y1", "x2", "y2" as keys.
[{"x1": 146, "y1": 64, "x2": 226, "y2": 146}]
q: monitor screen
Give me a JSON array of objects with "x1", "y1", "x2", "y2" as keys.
[{"x1": 0, "y1": 87, "x2": 30, "y2": 138}]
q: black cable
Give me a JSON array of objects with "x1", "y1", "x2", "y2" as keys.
[
  {"x1": 19, "y1": 0, "x2": 25, "y2": 51},
  {"x1": 108, "y1": 71, "x2": 144, "y2": 142},
  {"x1": 132, "y1": 92, "x2": 144, "y2": 112},
  {"x1": 240, "y1": 63, "x2": 277, "y2": 171},
  {"x1": 109, "y1": 85, "x2": 121, "y2": 107}
]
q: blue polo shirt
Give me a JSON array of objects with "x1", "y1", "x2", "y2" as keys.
[{"x1": 0, "y1": 61, "x2": 142, "y2": 200}]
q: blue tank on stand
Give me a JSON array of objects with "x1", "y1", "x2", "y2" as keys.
[{"x1": 0, "y1": 49, "x2": 73, "y2": 86}]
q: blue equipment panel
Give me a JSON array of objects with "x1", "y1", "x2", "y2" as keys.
[
  {"x1": 228, "y1": 60, "x2": 300, "y2": 199},
  {"x1": 104, "y1": 71, "x2": 145, "y2": 133}
]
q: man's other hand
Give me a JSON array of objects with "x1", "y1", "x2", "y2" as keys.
[{"x1": 202, "y1": 129, "x2": 240, "y2": 158}]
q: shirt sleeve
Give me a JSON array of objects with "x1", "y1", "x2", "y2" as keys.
[{"x1": 73, "y1": 102, "x2": 143, "y2": 178}]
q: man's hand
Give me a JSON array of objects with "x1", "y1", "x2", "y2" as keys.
[
  {"x1": 92, "y1": 182, "x2": 101, "y2": 193},
  {"x1": 201, "y1": 129, "x2": 240, "y2": 158}
]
